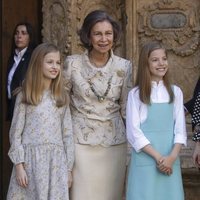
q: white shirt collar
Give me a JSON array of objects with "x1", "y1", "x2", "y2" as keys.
[
  {"x1": 151, "y1": 80, "x2": 164, "y2": 88},
  {"x1": 15, "y1": 47, "x2": 28, "y2": 58}
]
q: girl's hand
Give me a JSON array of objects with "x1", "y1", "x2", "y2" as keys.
[
  {"x1": 157, "y1": 157, "x2": 173, "y2": 175},
  {"x1": 68, "y1": 171, "x2": 72, "y2": 188},
  {"x1": 15, "y1": 163, "x2": 28, "y2": 188},
  {"x1": 193, "y1": 142, "x2": 200, "y2": 168}
]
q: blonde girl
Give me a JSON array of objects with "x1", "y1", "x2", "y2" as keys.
[{"x1": 7, "y1": 43, "x2": 74, "y2": 200}]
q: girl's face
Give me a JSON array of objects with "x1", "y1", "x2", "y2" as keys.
[
  {"x1": 14, "y1": 25, "x2": 30, "y2": 51},
  {"x1": 90, "y1": 20, "x2": 114, "y2": 55},
  {"x1": 42, "y1": 51, "x2": 61, "y2": 88},
  {"x1": 148, "y1": 48, "x2": 168, "y2": 83}
]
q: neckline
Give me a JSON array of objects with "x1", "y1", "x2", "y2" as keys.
[{"x1": 84, "y1": 50, "x2": 113, "y2": 70}]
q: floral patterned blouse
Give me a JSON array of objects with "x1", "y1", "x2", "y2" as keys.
[
  {"x1": 8, "y1": 91, "x2": 74, "y2": 171},
  {"x1": 64, "y1": 50, "x2": 132, "y2": 147}
]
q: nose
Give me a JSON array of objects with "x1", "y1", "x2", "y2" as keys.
[
  {"x1": 159, "y1": 59, "x2": 164, "y2": 65},
  {"x1": 100, "y1": 34, "x2": 107, "y2": 42},
  {"x1": 16, "y1": 32, "x2": 22, "y2": 38},
  {"x1": 52, "y1": 62, "x2": 59, "y2": 69}
]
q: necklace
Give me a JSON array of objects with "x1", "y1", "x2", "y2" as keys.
[{"x1": 88, "y1": 76, "x2": 112, "y2": 102}]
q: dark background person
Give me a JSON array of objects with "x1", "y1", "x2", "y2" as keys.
[
  {"x1": 185, "y1": 77, "x2": 200, "y2": 118},
  {"x1": 64, "y1": 10, "x2": 132, "y2": 200},
  {"x1": 6, "y1": 22, "x2": 36, "y2": 121},
  {"x1": 185, "y1": 77, "x2": 200, "y2": 168}
]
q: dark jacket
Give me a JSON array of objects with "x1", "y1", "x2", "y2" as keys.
[
  {"x1": 184, "y1": 77, "x2": 200, "y2": 129},
  {"x1": 185, "y1": 78, "x2": 200, "y2": 115},
  {"x1": 6, "y1": 46, "x2": 34, "y2": 121}
]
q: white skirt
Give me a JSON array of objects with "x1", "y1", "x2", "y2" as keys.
[{"x1": 70, "y1": 143, "x2": 127, "y2": 200}]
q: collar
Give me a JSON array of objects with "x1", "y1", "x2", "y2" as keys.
[
  {"x1": 15, "y1": 47, "x2": 28, "y2": 58},
  {"x1": 151, "y1": 80, "x2": 164, "y2": 88}
]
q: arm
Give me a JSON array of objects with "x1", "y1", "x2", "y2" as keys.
[
  {"x1": 157, "y1": 143, "x2": 182, "y2": 175},
  {"x1": 62, "y1": 106, "x2": 74, "y2": 188},
  {"x1": 126, "y1": 89, "x2": 151, "y2": 152},
  {"x1": 159, "y1": 86, "x2": 187, "y2": 174},
  {"x1": 119, "y1": 60, "x2": 132, "y2": 120},
  {"x1": 184, "y1": 78, "x2": 200, "y2": 114},
  {"x1": 173, "y1": 86, "x2": 187, "y2": 146},
  {"x1": 63, "y1": 56, "x2": 72, "y2": 88},
  {"x1": 8, "y1": 92, "x2": 26, "y2": 164},
  {"x1": 8, "y1": 92, "x2": 28, "y2": 187}
]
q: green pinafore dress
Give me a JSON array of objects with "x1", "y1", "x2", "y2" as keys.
[{"x1": 126, "y1": 102, "x2": 184, "y2": 200}]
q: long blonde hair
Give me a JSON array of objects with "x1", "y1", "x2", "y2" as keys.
[
  {"x1": 22, "y1": 43, "x2": 69, "y2": 107},
  {"x1": 135, "y1": 41, "x2": 174, "y2": 104}
]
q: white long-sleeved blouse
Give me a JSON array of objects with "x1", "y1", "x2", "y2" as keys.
[{"x1": 126, "y1": 81, "x2": 187, "y2": 152}]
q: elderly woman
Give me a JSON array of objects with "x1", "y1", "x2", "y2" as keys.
[{"x1": 64, "y1": 10, "x2": 132, "y2": 200}]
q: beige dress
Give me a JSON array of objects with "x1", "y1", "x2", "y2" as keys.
[
  {"x1": 7, "y1": 91, "x2": 74, "y2": 200},
  {"x1": 64, "y1": 50, "x2": 132, "y2": 200}
]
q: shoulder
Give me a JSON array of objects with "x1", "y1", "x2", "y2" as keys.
[
  {"x1": 113, "y1": 54, "x2": 131, "y2": 66},
  {"x1": 23, "y1": 46, "x2": 34, "y2": 58},
  {"x1": 172, "y1": 84, "x2": 183, "y2": 96},
  {"x1": 64, "y1": 54, "x2": 83, "y2": 69},
  {"x1": 15, "y1": 91, "x2": 24, "y2": 103},
  {"x1": 112, "y1": 54, "x2": 132, "y2": 76},
  {"x1": 128, "y1": 86, "x2": 140, "y2": 98},
  {"x1": 65, "y1": 54, "x2": 82, "y2": 61}
]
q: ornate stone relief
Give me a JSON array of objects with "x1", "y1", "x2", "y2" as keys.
[
  {"x1": 42, "y1": 0, "x2": 72, "y2": 56},
  {"x1": 42, "y1": 0, "x2": 126, "y2": 57},
  {"x1": 138, "y1": 0, "x2": 200, "y2": 57}
]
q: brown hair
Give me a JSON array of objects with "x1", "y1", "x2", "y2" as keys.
[
  {"x1": 22, "y1": 43, "x2": 68, "y2": 107},
  {"x1": 135, "y1": 41, "x2": 174, "y2": 104},
  {"x1": 78, "y1": 10, "x2": 121, "y2": 50}
]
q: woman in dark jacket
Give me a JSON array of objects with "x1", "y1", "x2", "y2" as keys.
[
  {"x1": 185, "y1": 78, "x2": 200, "y2": 115},
  {"x1": 185, "y1": 77, "x2": 200, "y2": 168},
  {"x1": 6, "y1": 22, "x2": 36, "y2": 121}
]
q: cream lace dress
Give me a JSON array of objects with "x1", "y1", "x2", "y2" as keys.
[{"x1": 7, "y1": 91, "x2": 74, "y2": 200}]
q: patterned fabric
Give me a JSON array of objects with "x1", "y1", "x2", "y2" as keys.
[
  {"x1": 64, "y1": 50, "x2": 132, "y2": 147},
  {"x1": 7, "y1": 91, "x2": 74, "y2": 200},
  {"x1": 192, "y1": 92, "x2": 200, "y2": 142}
]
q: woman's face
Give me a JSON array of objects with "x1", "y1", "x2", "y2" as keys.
[
  {"x1": 42, "y1": 51, "x2": 61, "y2": 88},
  {"x1": 14, "y1": 25, "x2": 30, "y2": 51},
  {"x1": 89, "y1": 20, "x2": 114, "y2": 55},
  {"x1": 148, "y1": 48, "x2": 168, "y2": 82}
]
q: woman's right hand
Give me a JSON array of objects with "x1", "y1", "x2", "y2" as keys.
[
  {"x1": 15, "y1": 163, "x2": 28, "y2": 188},
  {"x1": 193, "y1": 142, "x2": 200, "y2": 168}
]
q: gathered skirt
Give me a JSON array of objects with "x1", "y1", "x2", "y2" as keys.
[
  {"x1": 70, "y1": 143, "x2": 127, "y2": 200},
  {"x1": 7, "y1": 144, "x2": 69, "y2": 200}
]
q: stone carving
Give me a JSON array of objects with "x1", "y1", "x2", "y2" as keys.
[
  {"x1": 42, "y1": 0, "x2": 126, "y2": 57},
  {"x1": 138, "y1": 0, "x2": 200, "y2": 57},
  {"x1": 42, "y1": 0, "x2": 72, "y2": 56}
]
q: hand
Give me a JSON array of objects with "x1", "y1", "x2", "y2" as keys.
[
  {"x1": 193, "y1": 142, "x2": 200, "y2": 168},
  {"x1": 15, "y1": 163, "x2": 28, "y2": 188},
  {"x1": 157, "y1": 156, "x2": 173, "y2": 175},
  {"x1": 68, "y1": 171, "x2": 72, "y2": 188}
]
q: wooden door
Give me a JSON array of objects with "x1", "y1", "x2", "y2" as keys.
[{"x1": 1, "y1": 1, "x2": 42, "y2": 199}]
